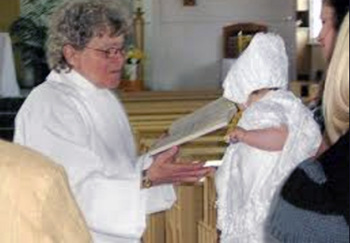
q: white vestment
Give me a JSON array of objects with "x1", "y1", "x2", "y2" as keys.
[
  {"x1": 215, "y1": 90, "x2": 321, "y2": 243},
  {"x1": 14, "y1": 70, "x2": 176, "y2": 243}
]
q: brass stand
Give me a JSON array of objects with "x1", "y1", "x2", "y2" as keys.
[
  {"x1": 133, "y1": 7, "x2": 145, "y2": 90},
  {"x1": 120, "y1": 7, "x2": 145, "y2": 92}
]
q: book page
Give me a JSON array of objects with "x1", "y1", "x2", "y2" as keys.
[{"x1": 148, "y1": 97, "x2": 237, "y2": 155}]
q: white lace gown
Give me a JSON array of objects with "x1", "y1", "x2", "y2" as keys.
[{"x1": 215, "y1": 90, "x2": 321, "y2": 243}]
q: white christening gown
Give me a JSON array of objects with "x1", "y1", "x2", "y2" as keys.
[{"x1": 215, "y1": 90, "x2": 321, "y2": 243}]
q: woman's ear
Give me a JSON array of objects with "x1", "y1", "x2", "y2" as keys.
[{"x1": 63, "y1": 44, "x2": 79, "y2": 68}]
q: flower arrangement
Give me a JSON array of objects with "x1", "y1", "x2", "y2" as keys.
[
  {"x1": 126, "y1": 46, "x2": 144, "y2": 64},
  {"x1": 123, "y1": 45, "x2": 144, "y2": 81}
]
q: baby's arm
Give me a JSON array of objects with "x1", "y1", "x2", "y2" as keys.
[{"x1": 227, "y1": 125, "x2": 288, "y2": 151}]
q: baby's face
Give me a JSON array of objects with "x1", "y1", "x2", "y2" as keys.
[
  {"x1": 247, "y1": 93, "x2": 262, "y2": 106},
  {"x1": 240, "y1": 89, "x2": 270, "y2": 109}
]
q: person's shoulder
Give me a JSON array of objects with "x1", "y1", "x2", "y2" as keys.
[
  {"x1": 25, "y1": 76, "x2": 80, "y2": 105},
  {"x1": 0, "y1": 140, "x2": 64, "y2": 182},
  {"x1": 19, "y1": 72, "x2": 90, "y2": 119}
]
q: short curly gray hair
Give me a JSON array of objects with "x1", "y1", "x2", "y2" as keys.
[{"x1": 46, "y1": 0, "x2": 129, "y2": 72}]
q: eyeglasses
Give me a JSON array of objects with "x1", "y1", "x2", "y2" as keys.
[{"x1": 85, "y1": 46, "x2": 126, "y2": 59}]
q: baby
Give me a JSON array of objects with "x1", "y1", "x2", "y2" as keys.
[{"x1": 215, "y1": 33, "x2": 322, "y2": 243}]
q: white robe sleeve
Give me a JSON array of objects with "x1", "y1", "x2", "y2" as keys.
[{"x1": 14, "y1": 98, "x2": 146, "y2": 239}]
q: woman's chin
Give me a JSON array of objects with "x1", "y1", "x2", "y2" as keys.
[
  {"x1": 105, "y1": 74, "x2": 122, "y2": 89},
  {"x1": 107, "y1": 79, "x2": 121, "y2": 89}
]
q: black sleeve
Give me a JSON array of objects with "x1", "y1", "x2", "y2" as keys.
[
  {"x1": 319, "y1": 130, "x2": 349, "y2": 224},
  {"x1": 281, "y1": 161, "x2": 339, "y2": 215},
  {"x1": 282, "y1": 130, "x2": 349, "y2": 224}
]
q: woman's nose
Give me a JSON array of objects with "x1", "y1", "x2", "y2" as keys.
[{"x1": 109, "y1": 53, "x2": 125, "y2": 64}]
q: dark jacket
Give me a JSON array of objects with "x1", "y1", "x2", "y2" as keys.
[{"x1": 267, "y1": 130, "x2": 349, "y2": 243}]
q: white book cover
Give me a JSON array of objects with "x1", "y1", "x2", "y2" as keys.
[{"x1": 148, "y1": 97, "x2": 237, "y2": 156}]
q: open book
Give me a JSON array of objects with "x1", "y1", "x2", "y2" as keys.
[{"x1": 148, "y1": 97, "x2": 237, "y2": 155}]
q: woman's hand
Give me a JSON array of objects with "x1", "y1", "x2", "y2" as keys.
[{"x1": 147, "y1": 146, "x2": 214, "y2": 185}]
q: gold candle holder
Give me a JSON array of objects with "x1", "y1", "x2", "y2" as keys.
[{"x1": 133, "y1": 7, "x2": 145, "y2": 90}]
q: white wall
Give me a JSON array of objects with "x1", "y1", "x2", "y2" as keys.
[{"x1": 143, "y1": 0, "x2": 296, "y2": 90}]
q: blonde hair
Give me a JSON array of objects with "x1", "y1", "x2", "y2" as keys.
[{"x1": 322, "y1": 12, "x2": 349, "y2": 144}]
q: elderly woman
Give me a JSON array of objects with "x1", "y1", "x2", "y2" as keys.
[
  {"x1": 267, "y1": 13, "x2": 349, "y2": 243},
  {"x1": 14, "y1": 0, "x2": 212, "y2": 242}
]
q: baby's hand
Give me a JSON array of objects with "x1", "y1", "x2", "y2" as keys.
[{"x1": 225, "y1": 127, "x2": 247, "y2": 143}]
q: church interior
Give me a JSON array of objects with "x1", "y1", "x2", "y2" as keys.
[{"x1": 0, "y1": 0, "x2": 328, "y2": 242}]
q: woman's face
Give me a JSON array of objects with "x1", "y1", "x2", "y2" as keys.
[
  {"x1": 317, "y1": 4, "x2": 337, "y2": 62},
  {"x1": 69, "y1": 34, "x2": 126, "y2": 89}
]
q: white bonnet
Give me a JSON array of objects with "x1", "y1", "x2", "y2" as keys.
[{"x1": 223, "y1": 32, "x2": 289, "y2": 104}]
